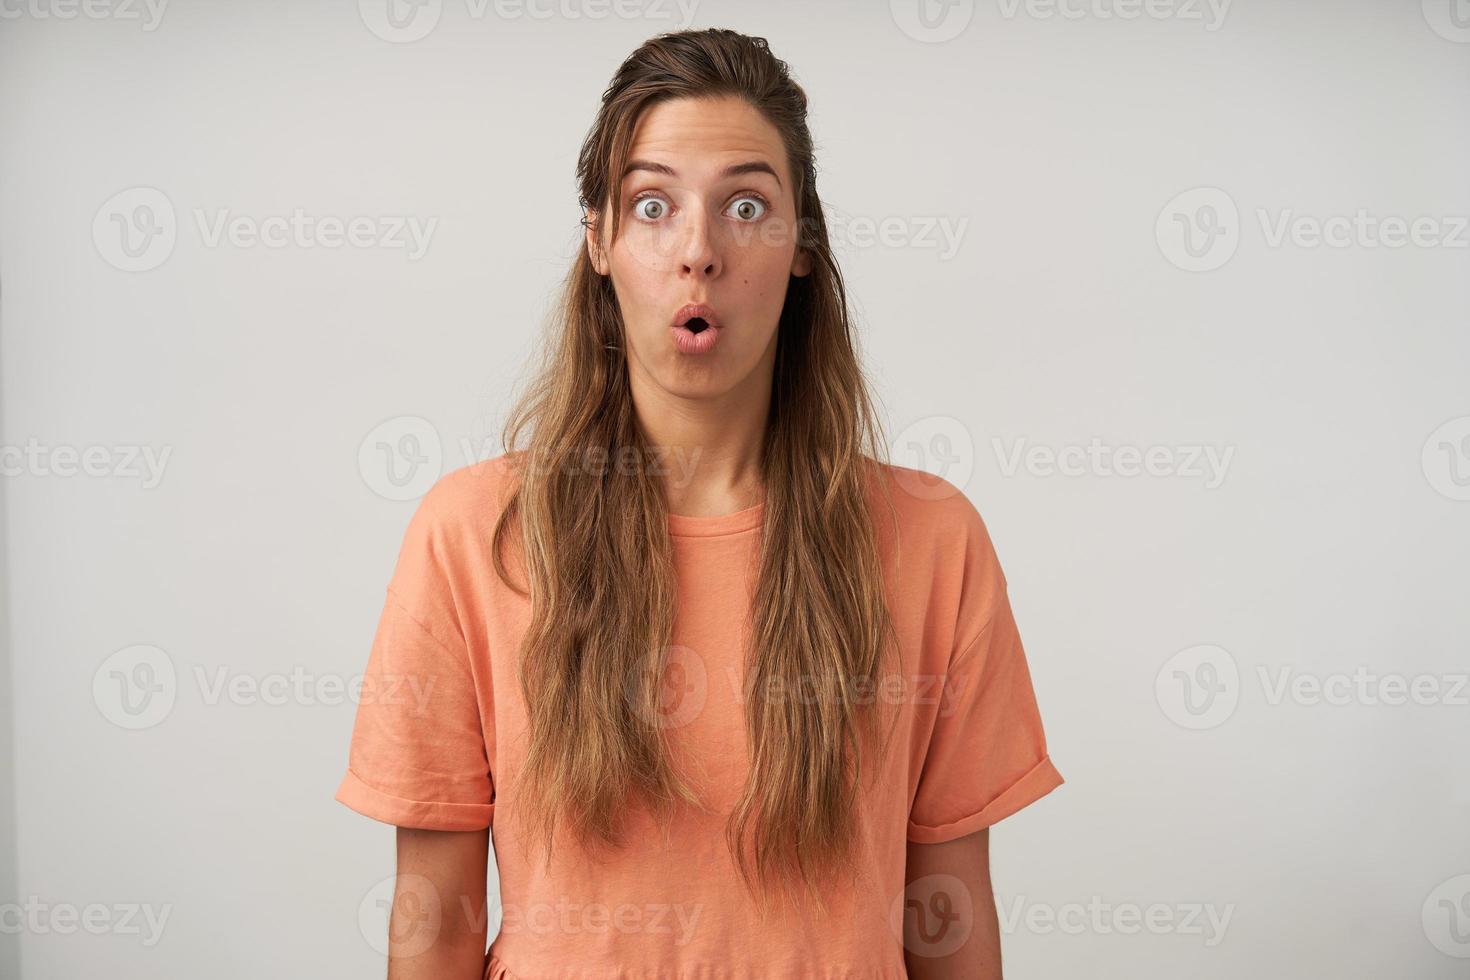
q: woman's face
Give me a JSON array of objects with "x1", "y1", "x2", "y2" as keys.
[{"x1": 586, "y1": 95, "x2": 811, "y2": 401}]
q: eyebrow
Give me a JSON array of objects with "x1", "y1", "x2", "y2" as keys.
[{"x1": 622, "y1": 159, "x2": 782, "y2": 189}]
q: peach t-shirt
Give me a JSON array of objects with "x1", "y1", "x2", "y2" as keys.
[{"x1": 335, "y1": 453, "x2": 1063, "y2": 979}]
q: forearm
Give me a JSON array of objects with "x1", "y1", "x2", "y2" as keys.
[
  {"x1": 903, "y1": 885, "x2": 1001, "y2": 980},
  {"x1": 387, "y1": 924, "x2": 487, "y2": 980},
  {"x1": 903, "y1": 827, "x2": 1002, "y2": 979},
  {"x1": 387, "y1": 827, "x2": 491, "y2": 980}
]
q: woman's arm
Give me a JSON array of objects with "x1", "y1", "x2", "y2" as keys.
[
  {"x1": 903, "y1": 828, "x2": 1002, "y2": 979},
  {"x1": 387, "y1": 827, "x2": 491, "y2": 980}
]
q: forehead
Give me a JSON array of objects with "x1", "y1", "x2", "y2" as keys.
[{"x1": 624, "y1": 96, "x2": 787, "y2": 184}]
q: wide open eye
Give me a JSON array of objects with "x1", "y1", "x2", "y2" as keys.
[
  {"x1": 631, "y1": 193, "x2": 668, "y2": 221},
  {"x1": 727, "y1": 195, "x2": 768, "y2": 221}
]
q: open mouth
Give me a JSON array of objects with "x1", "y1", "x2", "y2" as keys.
[{"x1": 671, "y1": 305, "x2": 721, "y2": 354}]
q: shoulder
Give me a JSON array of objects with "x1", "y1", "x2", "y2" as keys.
[
  {"x1": 410, "y1": 452, "x2": 523, "y2": 539},
  {"x1": 390, "y1": 452, "x2": 523, "y2": 584},
  {"x1": 385, "y1": 452, "x2": 527, "y2": 619},
  {"x1": 868, "y1": 459, "x2": 998, "y2": 556},
  {"x1": 867, "y1": 458, "x2": 1009, "y2": 649}
]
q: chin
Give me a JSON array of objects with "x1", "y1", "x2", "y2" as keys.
[{"x1": 659, "y1": 371, "x2": 732, "y2": 399}]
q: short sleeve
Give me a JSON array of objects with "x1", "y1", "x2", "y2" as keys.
[
  {"x1": 334, "y1": 489, "x2": 495, "y2": 832},
  {"x1": 906, "y1": 582, "x2": 1063, "y2": 844}
]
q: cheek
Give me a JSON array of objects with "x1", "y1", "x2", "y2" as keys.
[
  {"x1": 735, "y1": 244, "x2": 796, "y2": 304},
  {"x1": 610, "y1": 234, "x2": 689, "y2": 302},
  {"x1": 608, "y1": 252, "x2": 658, "y2": 318}
]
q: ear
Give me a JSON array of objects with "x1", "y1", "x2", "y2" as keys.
[
  {"x1": 790, "y1": 247, "x2": 813, "y2": 278},
  {"x1": 584, "y1": 208, "x2": 609, "y2": 276}
]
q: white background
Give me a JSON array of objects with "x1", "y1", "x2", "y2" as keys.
[{"x1": 1, "y1": 0, "x2": 1468, "y2": 977}]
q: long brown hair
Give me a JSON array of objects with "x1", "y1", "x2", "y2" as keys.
[{"x1": 489, "y1": 27, "x2": 902, "y2": 915}]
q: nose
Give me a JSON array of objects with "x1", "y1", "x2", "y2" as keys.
[{"x1": 675, "y1": 206, "x2": 721, "y2": 280}]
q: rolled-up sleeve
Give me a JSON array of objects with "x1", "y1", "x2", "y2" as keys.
[
  {"x1": 907, "y1": 586, "x2": 1062, "y2": 844},
  {"x1": 335, "y1": 485, "x2": 494, "y2": 832}
]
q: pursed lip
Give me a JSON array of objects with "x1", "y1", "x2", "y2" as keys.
[{"x1": 672, "y1": 303, "x2": 720, "y2": 328}]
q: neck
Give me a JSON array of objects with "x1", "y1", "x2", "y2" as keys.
[{"x1": 628, "y1": 363, "x2": 771, "y2": 519}]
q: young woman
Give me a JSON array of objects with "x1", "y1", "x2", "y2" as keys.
[{"x1": 336, "y1": 27, "x2": 1063, "y2": 980}]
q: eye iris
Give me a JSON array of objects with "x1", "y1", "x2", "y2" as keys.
[
  {"x1": 640, "y1": 199, "x2": 664, "y2": 219},
  {"x1": 736, "y1": 200, "x2": 758, "y2": 220}
]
